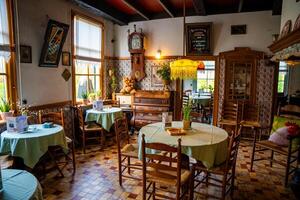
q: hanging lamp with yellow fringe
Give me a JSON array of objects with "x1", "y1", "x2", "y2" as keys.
[{"x1": 170, "y1": 59, "x2": 205, "y2": 80}]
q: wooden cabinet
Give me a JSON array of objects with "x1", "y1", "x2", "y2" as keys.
[
  {"x1": 131, "y1": 90, "x2": 172, "y2": 129},
  {"x1": 220, "y1": 47, "x2": 264, "y2": 103}
]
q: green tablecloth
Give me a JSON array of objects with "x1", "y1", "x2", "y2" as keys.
[
  {"x1": 85, "y1": 108, "x2": 123, "y2": 131},
  {"x1": 138, "y1": 121, "x2": 228, "y2": 169},
  {"x1": 0, "y1": 124, "x2": 67, "y2": 168},
  {"x1": 0, "y1": 169, "x2": 43, "y2": 200}
]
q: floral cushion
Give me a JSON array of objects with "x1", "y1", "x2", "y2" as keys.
[
  {"x1": 270, "y1": 116, "x2": 300, "y2": 149},
  {"x1": 269, "y1": 127, "x2": 289, "y2": 146}
]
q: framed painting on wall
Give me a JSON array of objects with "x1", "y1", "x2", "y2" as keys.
[
  {"x1": 185, "y1": 22, "x2": 212, "y2": 56},
  {"x1": 39, "y1": 19, "x2": 69, "y2": 67},
  {"x1": 62, "y1": 51, "x2": 70, "y2": 66},
  {"x1": 20, "y1": 45, "x2": 32, "y2": 63},
  {"x1": 151, "y1": 65, "x2": 163, "y2": 87}
]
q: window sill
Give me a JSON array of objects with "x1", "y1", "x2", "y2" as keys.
[{"x1": 0, "y1": 120, "x2": 6, "y2": 125}]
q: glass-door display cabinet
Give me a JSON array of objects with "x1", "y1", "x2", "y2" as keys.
[{"x1": 220, "y1": 47, "x2": 264, "y2": 103}]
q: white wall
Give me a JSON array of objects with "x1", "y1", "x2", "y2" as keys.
[
  {"x1": 280, "y1": 0, "x2": 300, "y2": 31},
  {"x1": 114, "y1": 11, "x2": 281, "y2": 57},
  {"x1": 16, "y1": 0, "x2": 114, "y2": 106}
]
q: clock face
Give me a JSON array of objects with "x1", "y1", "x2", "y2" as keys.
[{"x1": 131, "y1": 35, "x2": 142, "y2": 49}]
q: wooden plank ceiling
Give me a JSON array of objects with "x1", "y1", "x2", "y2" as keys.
[{"x1": 71, "y1": 0, "x2": 281, "y2": 25}]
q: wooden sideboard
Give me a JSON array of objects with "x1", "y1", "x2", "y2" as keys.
[{"x1": 131, "y1": 90, "x2": 172, "y2": 129}]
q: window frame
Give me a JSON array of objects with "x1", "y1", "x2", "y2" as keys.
[
  {"x1": 277, "y1": 62, "x2": 288, "y2": 95},
  {"x1": 71, "y1": 11, "x2": 104, "y2": 104},
  {"x1": 196, "y1": 62, "x2": 215, "y2": 93},
  {"x1": 0, "y1": 0, "x2": 17, "y2": 110}
]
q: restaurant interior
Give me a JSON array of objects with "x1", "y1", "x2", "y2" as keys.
[{"x1": 0, "y1": 0, "x2": 300, "y2": 199}]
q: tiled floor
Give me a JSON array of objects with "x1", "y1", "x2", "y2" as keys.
[{"x1": 2, "y1": 137, "x2": 297, "y2": 200}]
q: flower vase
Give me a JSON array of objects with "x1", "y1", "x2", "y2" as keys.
[{"x1": 183, "y1": 119, "x2": 191, "y2": 130}]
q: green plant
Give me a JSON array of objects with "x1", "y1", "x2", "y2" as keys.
[
  {"x1": 0, "y1": 98, "x2": 11, "y2": 112},
  {"x1": 96, "y1": 90, "x2": 102, "y2": 97},
  {"x1": 81, "y1": 93, "x2": 88, "y2": 100},
  {"x1": 157, "y1": 64, "x2": 171, "y2": 81},
  {"x1": 88, "y1": 92, "x2": 96, "y2": 100},
  {"x1": 183, "y1": 102, "x2": 192, "y2": 121}
]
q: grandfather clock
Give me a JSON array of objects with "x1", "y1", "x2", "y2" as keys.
[{"x1": 128, "y1": 25, "x2": 145, "y2": 81}]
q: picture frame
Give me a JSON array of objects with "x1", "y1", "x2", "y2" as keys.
[
  {"x1": 185, "y1": 22, "x2": 212, "y2": 56},
  {"x1": 20, "y1": 45, "x2": 32, "y2": 63},
  {"x1": 151, "y1": 65, "x2": 163, "y2": 87},
  {"x1": 62, "y1": 51, "x2": 70, "y2": 66},
  {"x1": 279, "y1": 20, "x2": 292, "y2": 39},
  {"x1": 39, "y1": 19, "x2": 69, "y2": 67},
  {"x1": 61, "y1": 68, "x2": 71, "y2": 81},
  {"x1": 231, "y1": 25, "x2": 247, "y2": 35}
]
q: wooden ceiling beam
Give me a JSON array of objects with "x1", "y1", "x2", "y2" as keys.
[
  {"x1": 157, "y1": 0, "x2": 175, "y2": 18},
  {"x1": 71, "y1": 0, "x2": 129, "y2": 25},
  {"x1": 192, "y1": 0, "x2": 206, "y2": 16},
  {"x1": 238, "y1": 0, "x2": 244, "y2": 12},
  {"x1": 272, "y1": 0, "x2": 282, "y2": 15},
  {"x1": 123, "y1": 0, "x2": 150, "y2": 20}
]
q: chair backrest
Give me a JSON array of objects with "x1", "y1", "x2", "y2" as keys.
[
  {"x1": 39, "y1": 109, "x2": 64, "y2": 127},
  {"x1": 225, "y1": 129, "x2": 241, "y2": 170},
  {"x1": 141, "y1": 135, "x2": 182, "y2": 187},
  {"x1": 221, "y1": 101, "x2": 239, "y2": 122},
  {"x1": 182, "y1": 95, "x2": 189, "y2": 107},
  {"x1": 190, "y1": 111, "x2": 204, "y2": 123},
  {"x1": 114, "y1": 116, "x2": 130, "y2": 152},
  {"x1": 77, "y1": 106, "x2": 85, "y2": 131},
  {"x1": 242, "y1": 103, "x2": 260, "y2": 122}
]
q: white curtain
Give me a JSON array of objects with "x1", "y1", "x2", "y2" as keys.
[
  {"x1": 0, "y1": 0, "x2": 10, "y2": 61},
  {"x1": 74, "y1": 16, "x2": 102, "y2": 59}
]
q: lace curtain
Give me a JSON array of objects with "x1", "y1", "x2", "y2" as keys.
[{"x1": 0, "y1": 0, "x2": 10, "y2": 61}]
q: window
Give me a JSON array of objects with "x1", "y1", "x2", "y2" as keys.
[
  {"x1": 0, "y1": 0, "x2": 11, "y2": 101},
  {"x1": 278, "y1": 61, "x2": 288, "y2": 94},
  {"x1": 197, "y1": 61, "x2": 215, "y2": 93},
  {"x1": 73, "y1": 14, "x2": 103, "y2": 101}
]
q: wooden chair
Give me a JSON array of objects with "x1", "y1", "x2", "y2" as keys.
[
  {"x1": 39, "y1": 109, "x2": 76, "y2": 175},
  {"x1": 182, "y1": 95, "x2": 189, "y2": 107},
  {"x1": 250, "y1": 120, "x2": 300, "y2": 187},
  {"x1": 103, "y1": 99, "x2": 120, "y2": 107},
  {"x1": 77, "y1": 106, "x2": 105, "y2": 154},
  {"x1": 190, "y1": 111, "x2": 205, "y2": 123},
  {"x1": 141, "y1": 135, "x2": 192, "y2": 200},
  {"x1": 240, "y1": 103, "x2": 262, "y2": 140},
  {"x1": 190, "y1": 129, "x2": 241, "y2": 200},
  {"x1": 219, "y1": 101, "x2": 240, "y2": 134},
  {"x1": 115, "y1": 117, "x2": 141, "y2": 186}
]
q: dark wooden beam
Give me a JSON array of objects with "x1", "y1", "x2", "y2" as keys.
[
  {"x1": 192, "y1": 0, "x2": 206, "y2": 16},
  {"x1": 123, "y1": 0, "x2": 150, "y2": 20},
  {"x1": 238, "y1": 0, "x2": 244, "y2": 12},
  {"x1": 157, "y1": 0, "x2": 175, "y2": 18},
  {"x1": 272, "y1": 0, "x2": 282, "y2": 15},
  {"x1": 71, "y1": 0, "x2": 129, "y2": 25}
]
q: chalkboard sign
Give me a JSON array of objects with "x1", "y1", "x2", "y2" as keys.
[{"x1": 186, "y1": 22, "x2": 212, "y2": 55}]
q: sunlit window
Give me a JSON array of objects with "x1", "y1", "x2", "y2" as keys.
[
  {"x1": 73, "y1": 15, "x2": 103, "y2": 101},
  {"x1": 278, "y1": 61, "x2": 288, "y2": 94},
  {"x1": 197, "y1": 61, "x2": 215, "y2": 93}
]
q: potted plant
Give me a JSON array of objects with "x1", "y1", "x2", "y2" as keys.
[
  {"x1": 0, "y1": 98, "x2": 13, "y2": 120},
  {"x1": 88, "y1": 92, "x2": 96, "y2": 102},
  {"x1": 182, "y1": 103, "x2": 192, "y2": 130},
  {"x1": 96, "y1": 90, "x2": 102, "y2": 100},
  {"x1": 157, "y1": 64, "x2": 171, "y2": 91},
  {"x1": 81, "y1": 93, "x2": 88, "y2": 105}
]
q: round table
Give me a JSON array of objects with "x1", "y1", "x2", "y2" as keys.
[
  {"x1": 0, "y1": 169, "x2": 43, "y2": 200},
  {"x1": 138, "y1": 121, "x2": 228, "y2": 169},
  {"x1": 0, "y1": 124, "x2": 67, "y2": 168},
  {"x1": 85, "y1": 107, "x2": 123, "y2": 131},
  {"x1": 191, "y1": 96, "x2": 211, "y2": 107}
]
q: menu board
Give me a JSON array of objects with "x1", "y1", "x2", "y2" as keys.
[{"x1": 186, "y1": 22, "x2": 212, "y2": 55}]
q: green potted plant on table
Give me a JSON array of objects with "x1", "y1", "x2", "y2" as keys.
[
  {"x1": 88, "y1": 92, "x2": 96, "y2": 102},
  {"x1": 182, "y1": 103, "x2": 192, "y2": 130},
  {"x1": 0, "y1": 98, "x2": 13, "y2": 120},
  {"x1": 81, "y1": 93, "x2": 88, "y2": 105},
  {"x1": 96, "y1": 90, "x2": 102, "y2": 100},
  {"x1": 157, "y1": 64, "x2": 171, "y2": 91}
]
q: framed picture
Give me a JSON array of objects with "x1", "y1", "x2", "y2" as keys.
[
  {"x1": 185, "y1": 22, "x2": 212, "y2": 56},
  {"x1": 61, "y1": 68, "x2": 71, "y2": 81},
  {"x1": 231, "y1": 25, "x2": 247, "y2": 35},
  {"x1": 62, "y1": 52, "x2": 70, "y2": 66},
  {"x1": 39, "y1": 19, "x2": 69, "y2": 67},
  {"x1": 151, "y1": 65, "x2": 163, "y2": 87},
  {"x1": 20, "y1": 45, "x2": 32, "y2": 63}
]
